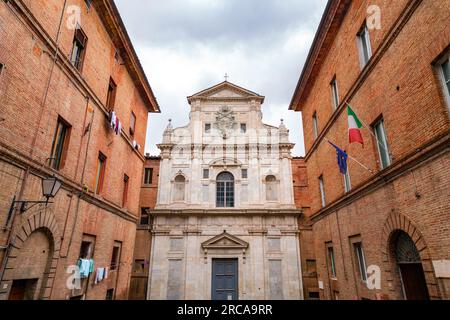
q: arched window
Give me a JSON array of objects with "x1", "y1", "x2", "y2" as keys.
[
  {"x1": 216, "y1": 172, "x2": 234, "y2": 208},
  {"x1": 173, "y1": 175, "x2": 186, "y2": 201},
  {"x1": 266, "y1": 175, "x2": 278, "y2": 201}
]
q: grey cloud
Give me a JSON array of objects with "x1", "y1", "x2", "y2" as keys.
[
  {"x1": 114, "y1": 0, "x2": 327, "y2": 156},
  {"x1": 116, "y1": 0, "x2": 324, "y2": 47}
]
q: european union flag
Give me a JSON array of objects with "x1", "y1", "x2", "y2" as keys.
[{"x1": 328, "y1": 141, "x2": 348, "y2": 175}]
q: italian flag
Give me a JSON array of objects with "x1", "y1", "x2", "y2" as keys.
[{"x1": 348, "y1": 105, "x2": 364, "y2": 145}]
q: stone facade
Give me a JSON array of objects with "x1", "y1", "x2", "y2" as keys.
[
  {"x1": 148, "y1": 81, "x2": 303, "y2": 300},
  {"x1": 290, "y1": 0, "x2": 450, "y2": 300},
  {"x1": 0, "y1": 0, "x2": 159, "y2": 300}
]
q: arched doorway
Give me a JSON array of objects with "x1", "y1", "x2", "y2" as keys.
[
  {"x1": 8, "y1": 228, "x2": 54, "y2": 300},
  {"x1": 392, "y1": 231, "x2": 429, "y2": 300}
]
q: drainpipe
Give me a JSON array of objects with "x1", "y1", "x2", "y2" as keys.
[
  {"x1": 63, "y1": 101, "x2": 95, "y2": 258},
  {"x1": 60, "y1": 96, "x2": 91, "y2": 255}
]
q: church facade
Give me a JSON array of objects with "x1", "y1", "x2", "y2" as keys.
[{"x1": 147, "y1": 81, "x2": 303, "y2": 300}]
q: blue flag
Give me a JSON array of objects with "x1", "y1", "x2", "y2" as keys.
[{"x1": 328, "y1": 141, "x2": 348, "y2": 175}]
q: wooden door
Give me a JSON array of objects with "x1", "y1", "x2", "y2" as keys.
[
  {"x1": 212, "y1": 259, "x2": 238, "y2": 300},
  {"x1": 399, "y1": 263, "x2": 430, "y2": 300}
]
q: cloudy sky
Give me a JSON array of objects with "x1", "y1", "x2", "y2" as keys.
[{"x1": 114, "y1": 0, "x2": 327, "y2": 156}]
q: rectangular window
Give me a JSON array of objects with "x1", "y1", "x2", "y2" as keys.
[
  {"x1": 331, "y1": 77, "x2": 339, "y2": 110},
  {"x1": 327, "y1": 245, "x2": 337, "y2": 278},
  {"x1": 130, "y1": 112, "x2": 136, "y2": 136},
  {"x1": 357, "y1": 24, "x2": 372, "y2": 68},
  {"x1": 143, "y1": 168, "x2": 153, "y2": 185},
  {"x1": 241, "y1": 169, "x2": 248, "y2": 179},
  {"x1": 114, "y1": 48, "x2": 120, "y2": 63},
  {"x1": 106, "y1": 78, "x2": 117, "y2": 111},
  {"x1": 105, "y1": 289, "x2": 114, "y2": 300},
  {"x1": 373, "y1": 118, "x2": 391, "y2": 169},
  {"x1": 95, "y1": 152, "x2": 106, "y2": 194},
  {"x1": 312, "y1": 112, "x2": 319, "y2": 139},
  {"x1": 344, "y1": 169, "x2": 351, "y2": 193},
  {"x1": 133, "y1": 259, "x2": 146, "y2": 274},
  {"x1": 122, "y1": 174, "x2": 129, "y2": 207},
  {"x1": 205, "y1": 123, "x2": 211, "y2": 133},
  {"x1": 203, "y1": 169, "x2": 209, "y2": 179},
  {"x1": 439, "y1": 57, "x2": 450, "y2": 109},
  {"x1": 79, "y1": 235, "x2": 95, "y2": 260},
  {"x1": 84, "y1": 0, "x2": 92, "y2": 10},
  {"x1": 70, "y1": 27, "x2": 87, "y2": 71},
  {"x1": 308, "y1": 291, "x2": 320, "y2": 300},
  {"x1": 110, "y1": 241, "x2": 122, "y2": 271},
  {"x1": 0, "y1": 63, "x2": 4, "y2": 75},
  {"x1": 353, "y1": 242, "x2": 368, "y2": 282},
  {"x1": 50, "y1": 117, "x2": 71, "y2": 170},
  {"x1": 319, "y1": 175, "x2": 326, "y2": 208},
  {"x1": 140, "y1": 207, "x2": 150, "y2": 225},
  {"x1": 240, "y1": 123, "x2": 247, "y2": 134}
]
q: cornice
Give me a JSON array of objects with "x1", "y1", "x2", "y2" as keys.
[
  {"x1": 310, "y1": 131, "x2": 449, "y2": 222},
  {"x1": 0, "y1": 142, "x2": 138, "y2": 224},
  {"x1": 187, "y1": 81, "x2": 265, "y2": 105},
  {"x1": 298, "y1": 0, "x2": 424, "y2": 161},
  {"x1": 149, "y1": 209, "x2": 302, "y2": 217},
  {"x1": 8, "y1": 0, "x2": 147, "y2": 162},
  {"x1": 289, "y1": 0, "x2": 351, "y2": 110}
]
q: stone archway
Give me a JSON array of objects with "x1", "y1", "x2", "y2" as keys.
[
  {"x1": 0, "y1": 207, "x2": 61, "y2": 300},
  {"x1": 381, "y1": 212, "x2": 440, "y2": 300}
]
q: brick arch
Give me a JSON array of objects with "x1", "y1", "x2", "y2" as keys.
[
  {"x1": 380, "y1": 212, "x2": 441, "y2": 300},
  {"x1": 4, "y1": 206, "x2": 61, "y2": 300}
]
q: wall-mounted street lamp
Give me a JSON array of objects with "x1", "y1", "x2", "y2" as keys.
[{"x1": 6, "y1": 176, "x2": 62, "y2": 224}]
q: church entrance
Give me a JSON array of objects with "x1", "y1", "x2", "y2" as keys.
[
  {"x1": 212, "y1": 259, "x2": 238, "y2": 300},
  {"x1": 393, "y1": 231, "x2": 430, "y2": 300}
]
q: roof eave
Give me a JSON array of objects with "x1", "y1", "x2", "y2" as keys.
[
  {"x1": 95, "y1": 0, "x2": 161, "y2": 113},
  {"x1": 289, "y1": 0, "x2": 351, "y2": 112}
]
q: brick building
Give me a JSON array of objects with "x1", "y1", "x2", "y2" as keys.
[
  {"x1": 128, "y1": 155, "x2": 160, "y2": 300},
  {"x1": 290, "y1": 0, "x2": 450, "y2": 300},
  {"x1": 292, "y1": 157, "x2": 319, "y2": 300},
  {"x1": 0, "y1": 0, "x2": 159, "y2": 300}
]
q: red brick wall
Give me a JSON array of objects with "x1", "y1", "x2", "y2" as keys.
[
  {"x1": 0, "y1": 0, "x2": 154, "y2": 300},
  {"x1": 301, "y1": 0, "x2": 449, "y2": 213},
  {"x1": 291, "y1": 0, "x2": 450, "y2": 300},
  {"x1": 129, "y1": 157, "x2": 160, "y2": 300},
  {"x1": 292, "y1": 157, "x2": 311, "y2": 217},
  {"x1": 140, "y1": 157, "x2": 161, "y2": 209}
]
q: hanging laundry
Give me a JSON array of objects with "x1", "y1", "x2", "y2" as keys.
[
  {"x1": 77, "y1": 259, "x2": 91, "y2": 278},
  {"x1": 95, "y1": 268, "x2": 105, "y2": 284},
  {"x1": 132, "y1": 140, "x2": 141, "y2": 150},
  {"x1": 117, "y1": 121, "x2": 122, "y2": 135},
  {"x1": 110, "y1": 111, "x2": 117, "y2": 130},
  {"x1": 89, "y1": 259, "x2": 95, "y2": 273},
  {"x1": 115, "y1": 117, "x2": 119, "y2": 134},
  {"x1": 104, "y1": 267, "x2": 109, "y2": 280}
]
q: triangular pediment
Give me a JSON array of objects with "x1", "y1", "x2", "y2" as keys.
[
  {"x1": 188, "y1": 81, "x2": 265, "y2": 104},
  {"x1": 202, "y1": 231, "x2": 249, "y2": 250}
]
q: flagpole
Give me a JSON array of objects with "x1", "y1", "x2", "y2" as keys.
[
  {"x1": 344, "y1": 101, "x2": 391, "y2": 156},
  {"x1": 347, "y1": 154, "x2": 376, "y2": 175},
  {"x1": 325, "y1": 138, "x2": 376, "y2": 175}
]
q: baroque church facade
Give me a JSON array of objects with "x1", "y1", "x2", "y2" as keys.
[{"x1": 147, "y1": 81, "x2": 303, "y2": 300}]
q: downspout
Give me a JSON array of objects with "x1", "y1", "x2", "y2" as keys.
[
  {"x1": 60, "y1": 96, "x2": 91, "y2": 254},
  {"x1": 63, "y1": 100, "x2": 95, "y2": 258}
]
